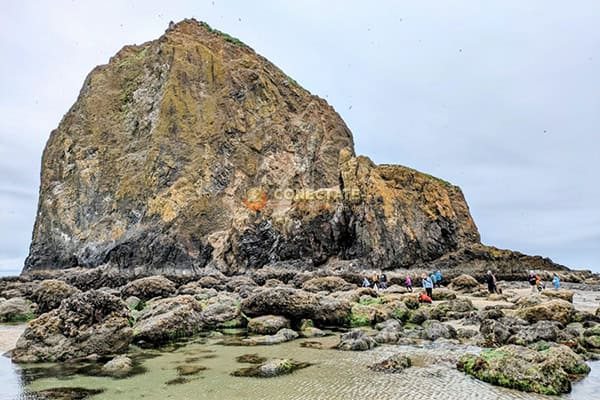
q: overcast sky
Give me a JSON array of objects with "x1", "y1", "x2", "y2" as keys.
[{"x1": 0, "y1": 1, "x2": 598, "y2": 275}]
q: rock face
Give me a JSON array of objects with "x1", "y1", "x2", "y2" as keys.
[
  {"x1": 23, "y1": 18, "x2": 485, "y2": 276},
  {"x1": 12, "y1": 290, "x2": 132, "y2": 362}
]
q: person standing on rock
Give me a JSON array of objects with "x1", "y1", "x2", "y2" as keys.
[
  {"x1": 486, "y1": 270, "x2": 497, "y2": 294},
  {"x1": 371, "y1": 271, "x2": 380, "y2": 290},
  {"x1": 430, "y1": 272, "x2": 438, "y2": 288},
  {"x1": 422, "y1": 273, "x2": 433, "y2": 298},
  {"x1": 528, "y1": 271, "x2": 537, "y2": 293},
  {"x1": 552, "y1": 274, "x2": 561, "y2": 290},
  {"x1": 405, "y1": 275, "x2": 413, "y2": 292},
  {"x1": 536, "y1": 274, "x2": 544, "y2": 292},
  {"x1": 380, "y1": 273, "x2": 388, "y2": 289},
  {"x1": 435, "y1": 270, "x2": 443, "y2": 287}
]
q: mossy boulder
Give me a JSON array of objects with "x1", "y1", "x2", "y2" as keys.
[
  {"x1": 457, "y1": 344, "x2": 590, "y2": 395},
  {"x1": 541, "y1": 290, "x2": 574, "y2": 303},
  {"x1": 516, "y1": 299, "x2": 575, "y2": 325}
]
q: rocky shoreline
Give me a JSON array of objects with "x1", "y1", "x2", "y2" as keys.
[{"x1": 2, "y1": 269, "x2": 599, "y2": 396}]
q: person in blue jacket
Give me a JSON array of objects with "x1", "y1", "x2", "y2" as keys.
[
  {"x1": 552, "y1": 274, "x2": 560, "y2": 290},
  {"x1": 435, "y1": 270, "x2": 443, "y2": 287},
  {"x1": 422, "y1": 273, "x2": 433, "y2": 298}
]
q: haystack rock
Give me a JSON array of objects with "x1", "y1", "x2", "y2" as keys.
[{"x1": 23, "y1": 19, "x2": 577, "y2": 279}]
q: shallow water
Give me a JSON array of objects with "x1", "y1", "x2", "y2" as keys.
[{"x1": 1, "y1": 334, "x2": 599, "y2": 400}]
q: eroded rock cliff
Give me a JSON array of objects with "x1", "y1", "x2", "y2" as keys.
[{"x1": 24, "y1": 19, "x2": 514, "y2": 276}]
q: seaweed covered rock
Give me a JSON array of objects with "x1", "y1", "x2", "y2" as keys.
[
  {"x1": 241, "y1": 287, "x2": 351, "y2": 326},
  {"x1": 457, "y1": 344, "x2": 590, "y2": 395},
  {"x1": 12, "y1": 290, "x2": 132, "y2": 362},
  {"x1": 120, "y1": 276, "x2": 177, "y2": 301},
  {"x1": 32, "y1": 279, "x2": 80, "y2": 314},
  {"x1": 132, "y1": 295, "x2": 203, "y2": 345},
  {"x1": 516, "y1": 299, "x2": 575, "y2": 325}
]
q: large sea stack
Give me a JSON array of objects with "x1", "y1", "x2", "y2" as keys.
[{"x1": 23, "y1": 19, "x2": 577, "y2": 280}]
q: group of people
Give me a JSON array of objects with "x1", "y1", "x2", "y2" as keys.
[
  {"x1": 528, "y1": 271, "x2": 561, "y2": 292},
  {"x1": 361, "y1": 271, "x2": 388, "y2": 290},
  {"x1": 361, "y1": 269, "x2": 562, "y2": 304}
]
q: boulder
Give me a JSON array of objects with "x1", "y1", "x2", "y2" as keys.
[
  {"x1": 480, "y1": 319, "x2": 512, "y2": 346},
  {"x1": 241, "y1": 287, "x2": 351, "y2": 326},
  {"x1": 231, "y1": 358, "x2": 310, "y2": 378},
  {"x1": 301, "y1": 277, "x2": 356, "y2": 293},
  {"x1": 516, "y1": 300, "x2": 575, "y2": 325},
  {"x1": 541, "y1": 290, "x2": 574, "y2": 303},
  {"x1": 509, "y1": 321, "x2": 561, "y2": 345},
  {"x1": 430, "y1": 288, "x2": 457, "y2": 301},
  {"x1": 450, "y1": 274, "x2": 479, "y2": 292},
  {"x1": 199, "y1": 294, "x2": 241, "y2": 328},
  {"x1": 458, "y1": 344, "x2": 590, "y2": 395},
  {"x1": 369, "y1": 354, "x2": 412, "y2": 373},
  {"x1": 247, "y1": 315, "x2": 291, "y2": 335},
  {"x1": 12, "y1": 290, "x2": 132, "y2": 362},
  {"x1": 102, "y1": 355, "x2": 133, "y2": 377},
  {"x1": 121, "y1": 276, "x2": 176, "y2": 301},
  {"x1": 132, "y1": 295, "x2": 203, "y2": 345},
  {"x1": 32, "y1": 279, "x2": 80, "y2": 314},
  {"x1": 514, "y1": 294, "x2": 545, "y2": 309},
  {"x1": 421, "y1": 320, "x2": 457, "y2": 340},
  {"x1": 0, "y1": 297, "x2": 36, "y2": 322},
  {"x1": 336, "y1": 329, "x2": 377, "y2": 351}
]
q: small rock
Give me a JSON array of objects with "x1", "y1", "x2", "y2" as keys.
[
  {"x1": 231, "y1": 358, "x2": 310, "y2": 378},
  {"x1": 102, "y1": 355, "x2": 133, "y2": 377},
  {"x1": 336, "y1": 329, "x2": 377, "y2": 351},
  {"x1": 369, "y1": 354, "x2": 412, "y2": 373},
  {"x1": 247, "y1": 315, "x2": 291, "y2": 335}
]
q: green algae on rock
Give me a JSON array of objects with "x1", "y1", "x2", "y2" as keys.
[{"x1": 457, "y1": 344, "x2": 590, "y2": 395}]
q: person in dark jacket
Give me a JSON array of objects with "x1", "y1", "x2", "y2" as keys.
[
  {"x1": 528, "y1": 271, "x2": 537, "y2": 293},
  {"x1": 486, "y1": 270, "x2": 497, "y2": 294}
]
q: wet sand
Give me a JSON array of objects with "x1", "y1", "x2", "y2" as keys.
[{"x1": 0, "y1": 323, "x2": 26, "y2": 353}]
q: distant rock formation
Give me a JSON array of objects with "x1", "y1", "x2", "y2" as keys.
[{"x1": 23, "y1": 19, "x2": 570, "y2": 277}]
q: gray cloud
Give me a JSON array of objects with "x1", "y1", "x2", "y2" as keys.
[{"x1": 0, "y1": 0, "x2": 598, "y2": 274}]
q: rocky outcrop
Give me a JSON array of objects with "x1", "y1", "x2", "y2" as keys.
[
  {"x1": 22, "y1": 18, "x2": 488, "y2": 277},
  {"x1": 11, "y1": 290, "x2": 132, "y2": 362},
  {"x1": 457, "y1": 345, "x2": 590, "y2": 395}
]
